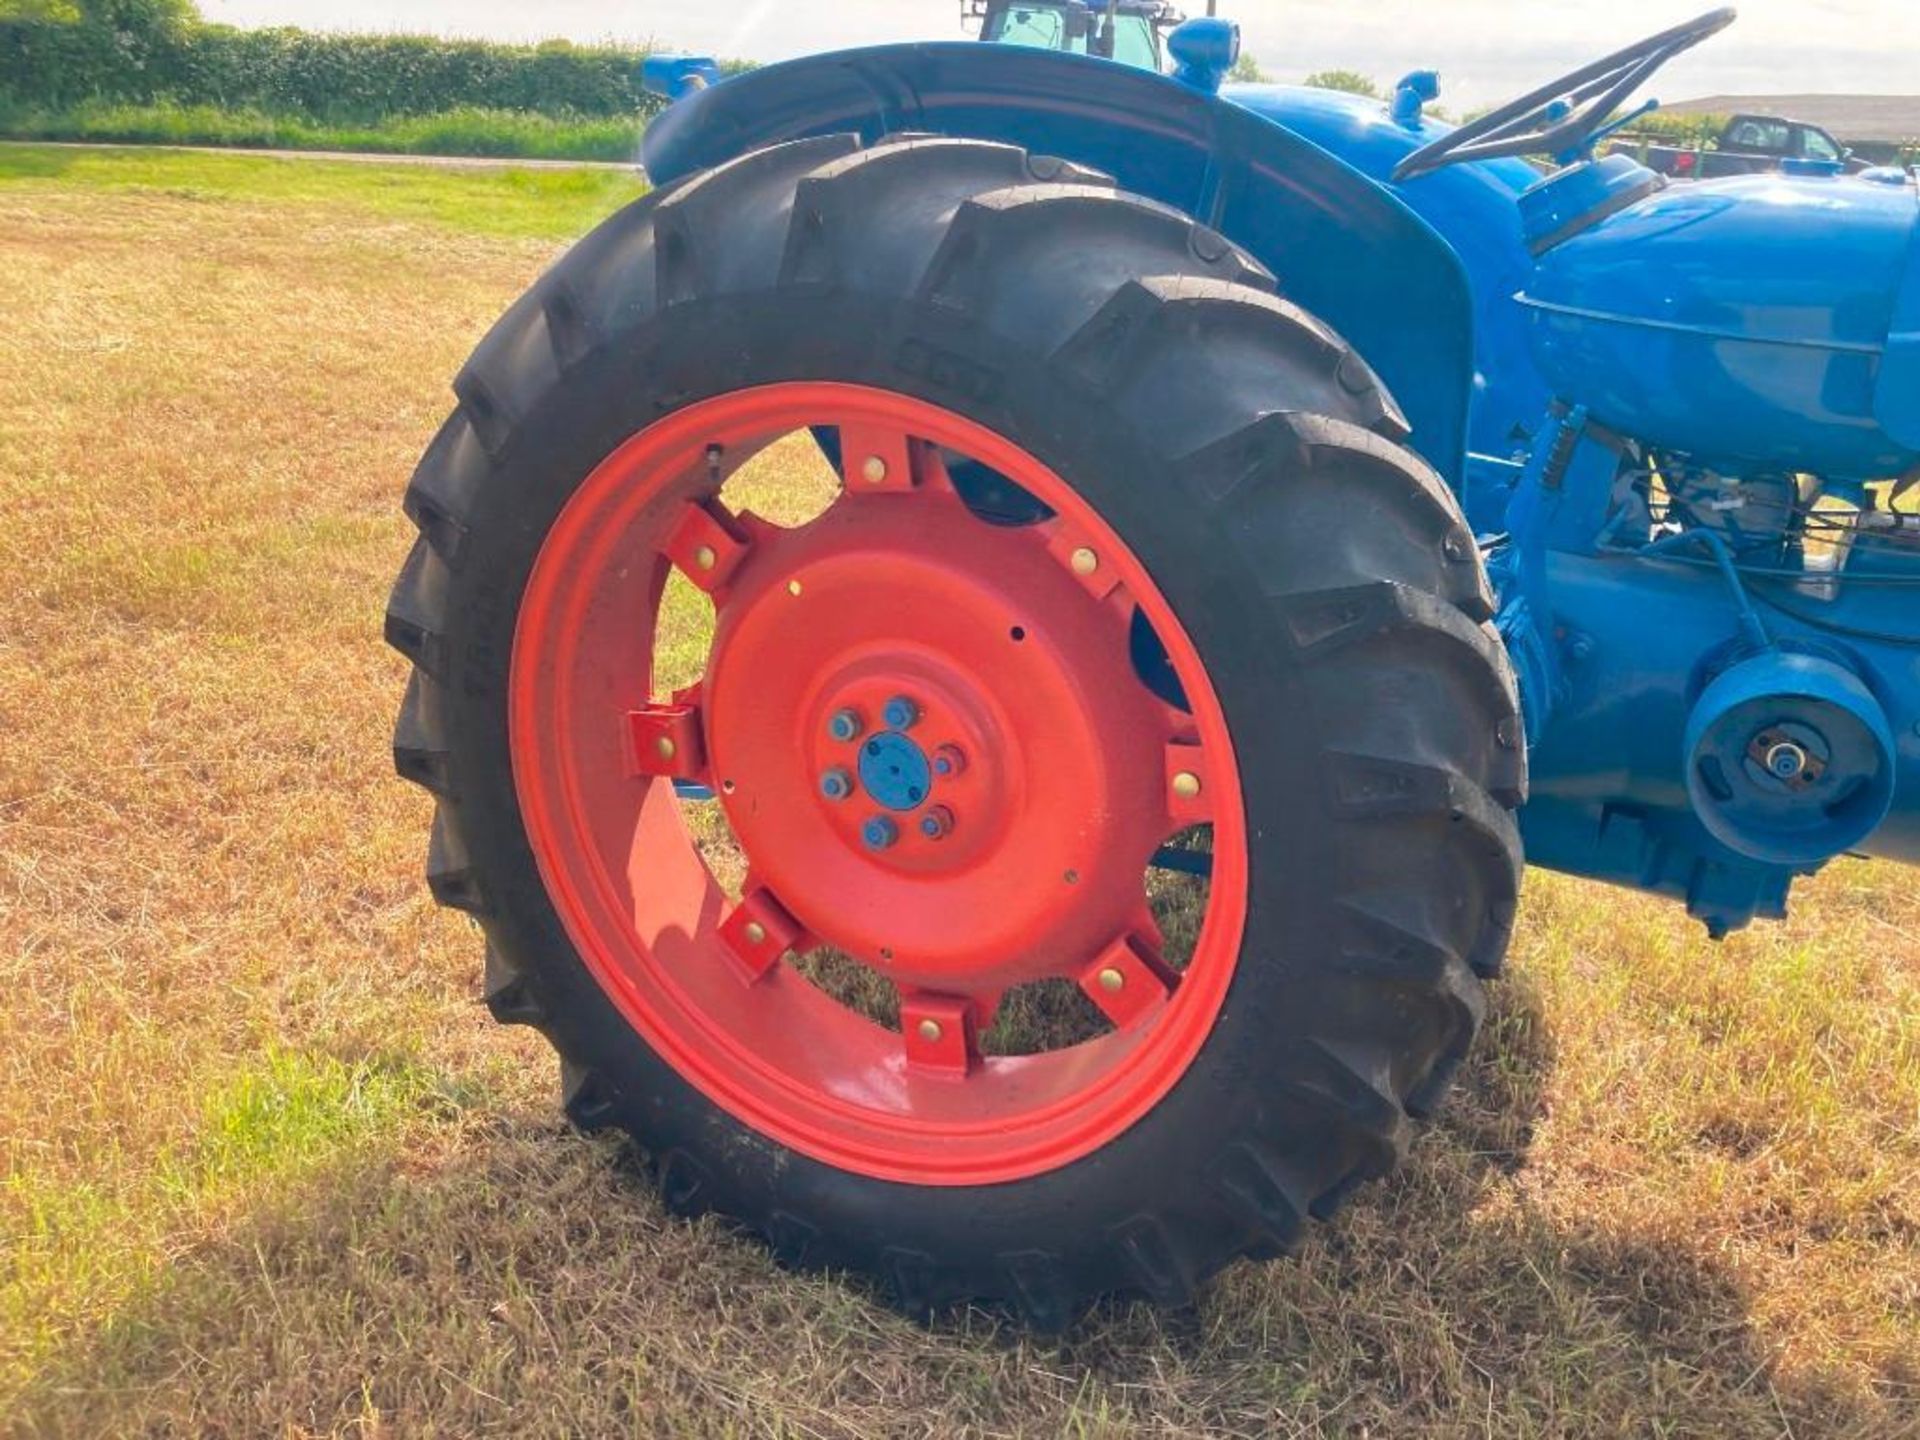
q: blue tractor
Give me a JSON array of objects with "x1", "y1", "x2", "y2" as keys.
[
  {"x1": 387, "y1": 7, "x2": 1920, "y2": 1323},
  {"x1": 960, "y1": 0, "x2": 1184, "y2": 69}
]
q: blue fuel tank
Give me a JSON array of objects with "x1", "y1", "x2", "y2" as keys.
[{"x1": 1519, "y1": 167, "x2": 1920, "y2": 480}]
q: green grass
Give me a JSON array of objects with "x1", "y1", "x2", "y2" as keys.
[
  {"x1": 0, "y1": 100, "x2": 646, "y2": 163},
  {"x1": 0, "y1": 140, "x2": 645, "y2": 238},
  {"x1": 1, "y1": 146, "x2": 1916, "y2": 1437},
  {"x1": 3, "y1": 1048, "x2": 458, "y2": 1392}
]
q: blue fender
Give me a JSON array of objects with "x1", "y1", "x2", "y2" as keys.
[
  {"x1": 1223, "y1": 82, "x2": 1553, "y2": 480},
  {"x1": 1220, "y1": 81, "x2": 1556, "y2": 530},
  {"x1": 641, "y1": 43, "x2": 1476, "y2": 483}
]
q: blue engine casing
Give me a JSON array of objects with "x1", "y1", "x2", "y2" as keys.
[
  {"x1": 1520, "y1": 167, "x2": 1920, "y2": 480},
  {"x1": 1482, "y1": 160, "x2": 1920, "y2": 932}
]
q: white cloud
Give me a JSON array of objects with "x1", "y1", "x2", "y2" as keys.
[{"x1": 195, "y1": 0, "x2": 1920, "y2": 109}]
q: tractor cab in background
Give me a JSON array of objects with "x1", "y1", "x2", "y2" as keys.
[{"x1": 963, "y1": 0, "x2": 1180, "y2": 70}]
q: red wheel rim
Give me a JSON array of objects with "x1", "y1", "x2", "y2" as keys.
[{"x1": 509, "y1": 383, "x2": 1247, "y2": 1185}]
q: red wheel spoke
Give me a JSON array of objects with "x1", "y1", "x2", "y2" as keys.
[
  {"x1": 901, "y1": 992, "x2": 980, "y2": 1076},
  {"x1": 1152, "y1": 694, "x2": 1197, "y2": 741},
  {"x1": 837, "y1": 423, "x2": 917, "y2": 493},
  {"x1": 836, "y1": 424, "x2": 958, "y2": 495},
  {"x1": 626, "y1": 701, "x2": 708, "y2": 781},
  {"x1": 718, "y1": 887, "x2": 801, "y2": 982},
  {"x1": 1164, "y1": 740, "x2": 1214, "y2": 826},
  {"x1": 970, "y1": 986, "x2": 1005, "y2": 1034},
  {"x1": 1077, "y1": 935, "x2": 1178, "y2": 1028},
  {"x1": 1131, "y1": 903, "x2": 1166, "y2": 954},
  {"x1": 663, "y1": 498, "x2": 751, "y2": 594}
]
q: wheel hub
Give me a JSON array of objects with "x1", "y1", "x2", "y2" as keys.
[
  {"x1": 705, "y1": 490, "x2": 1168, "y2": 994},
  {"x1": 854, "y1": 728, "x2": 932, "y2": 815}
]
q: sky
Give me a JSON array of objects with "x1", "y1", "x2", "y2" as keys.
[{"x1": 193, "y1": 1, "x2": 1920, "y2": 110}]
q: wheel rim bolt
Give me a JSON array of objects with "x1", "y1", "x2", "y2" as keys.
[
  {"x1": 743, "y1": 921, "x2": 767, "y2": 945},
  {"x1": 1171, "y1": 771, "x2": 1202, "y2": 800},
  {"x1": 931, "y1": 744, "x2": 966, "y2": 777},
  {"x1": 819, "y1": 768, "x2": 853, "y2": 801},
  {"x1": 861, "y1": 455, "x2": 888, "y2": 485},
  {"x1": 1070, "y1": 546, "x2": 1099, "y2": 576},
  {"x1": 881, "y1": 695, "x2": 920, "y2": 730},
  {"x1": 862, "y1": 816, "x2": 899, "y2": 851},
  {"x1": 916, "y1": 1018, "x2": 943, "y2": 1042},
  {"x1": 1097, "y1": 967, "x2": 1125, "y2": 994},
  {"x1": 919, "y1": 806, "x2": 954, "y2": 840},
  {"x1": 828, "y1": 708, "x2": 864, "y2": 742},
  {"x1": 692, "y1": 544, "x2": 717, "y2": 571}
]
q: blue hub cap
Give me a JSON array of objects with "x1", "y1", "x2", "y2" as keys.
[{"x1": 858, "y1": 730, "x2": 933, "y2": 812}]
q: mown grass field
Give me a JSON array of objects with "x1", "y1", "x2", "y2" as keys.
[{"x1": 1, "y1": 144, "x2": 1916, "y2": 1438}]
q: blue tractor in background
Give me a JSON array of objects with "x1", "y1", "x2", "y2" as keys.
[{"x1": 389, "y1": 8, "x2": 1920, "y2": 1323}]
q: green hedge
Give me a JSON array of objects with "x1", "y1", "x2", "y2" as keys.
[
  {"x1": 1615, "y1": 111, "x2": 1727, "y2": 147},
  {"x1": 0, "y1": 17, "x2": 668, "y2": 123},
  {"x1": 0, "y1": 98, "x2": 643, "y2": 159}
]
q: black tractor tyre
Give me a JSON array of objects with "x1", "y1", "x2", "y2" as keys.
[{"x1": 387, "y1": 134, "x2": 1525, "y2": 1326}]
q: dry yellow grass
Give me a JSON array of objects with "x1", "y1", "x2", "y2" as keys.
[{"x1": 1, "y1": 146, "x2": 1916, "y2": 1438}]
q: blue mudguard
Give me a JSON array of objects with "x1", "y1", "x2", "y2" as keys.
[{"x1": 641, "y1": 42, "x2": 1478, "y2": 486}]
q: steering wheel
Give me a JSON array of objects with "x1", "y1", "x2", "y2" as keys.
[{"x1": 1392, "y1": 7, "x2": 1736, "y2": 182}]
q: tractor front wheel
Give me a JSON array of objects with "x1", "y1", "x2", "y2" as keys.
[{"x1": 386, "y1": 135, "x2": 1524, "y2": 1324}]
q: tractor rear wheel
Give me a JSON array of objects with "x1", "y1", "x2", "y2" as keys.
[{"x1": 387, "y1": 135, "x2": 1524, "y2": 1325}]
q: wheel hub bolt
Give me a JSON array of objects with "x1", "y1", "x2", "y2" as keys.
[
  {"x1": 916, "y1": 1018, "x2": 943, "y2": 1043},
  {"x1": 819, "y1": 767, "x2": 853, "y2": 801},
  {"x1": 1765, "y1": 741, "x2": 1808, "y2": 780},
  {"x1": 931, "y1": 744, "x2": 966, "y2": 777},
  {"x1": 861, "y1": 815, "x2": 899, "y2": 851},
  {"x1": 1070, "y1": 546, "x2": 1099, "y2": 576},
  {"x1": 827, "y1": 708, "x2": 864, "y2": 742},
  {"x1": 743, "y1": 921, "x2": 767, "y2": 945},
  {"x1": 1171, "y1": 770, "x2": 1202, "y2": 800},
  {"x1": 1097, "y1": 966, "x2": 1125, "y2": 994},
  {"x1": 881, "y1": 695, "x2": 920, "y2": 730},
  {"x1": 919, "y1": 805, "x2": 954, "y2": 840}
]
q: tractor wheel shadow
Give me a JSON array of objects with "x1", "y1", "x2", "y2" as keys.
[
  {"x1": 1056, "y1": 967, "x2": 1890, "y2": 1433},
  {"x1": 10, "y1": 980, "x2": 1901, "y2": 1436}
]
